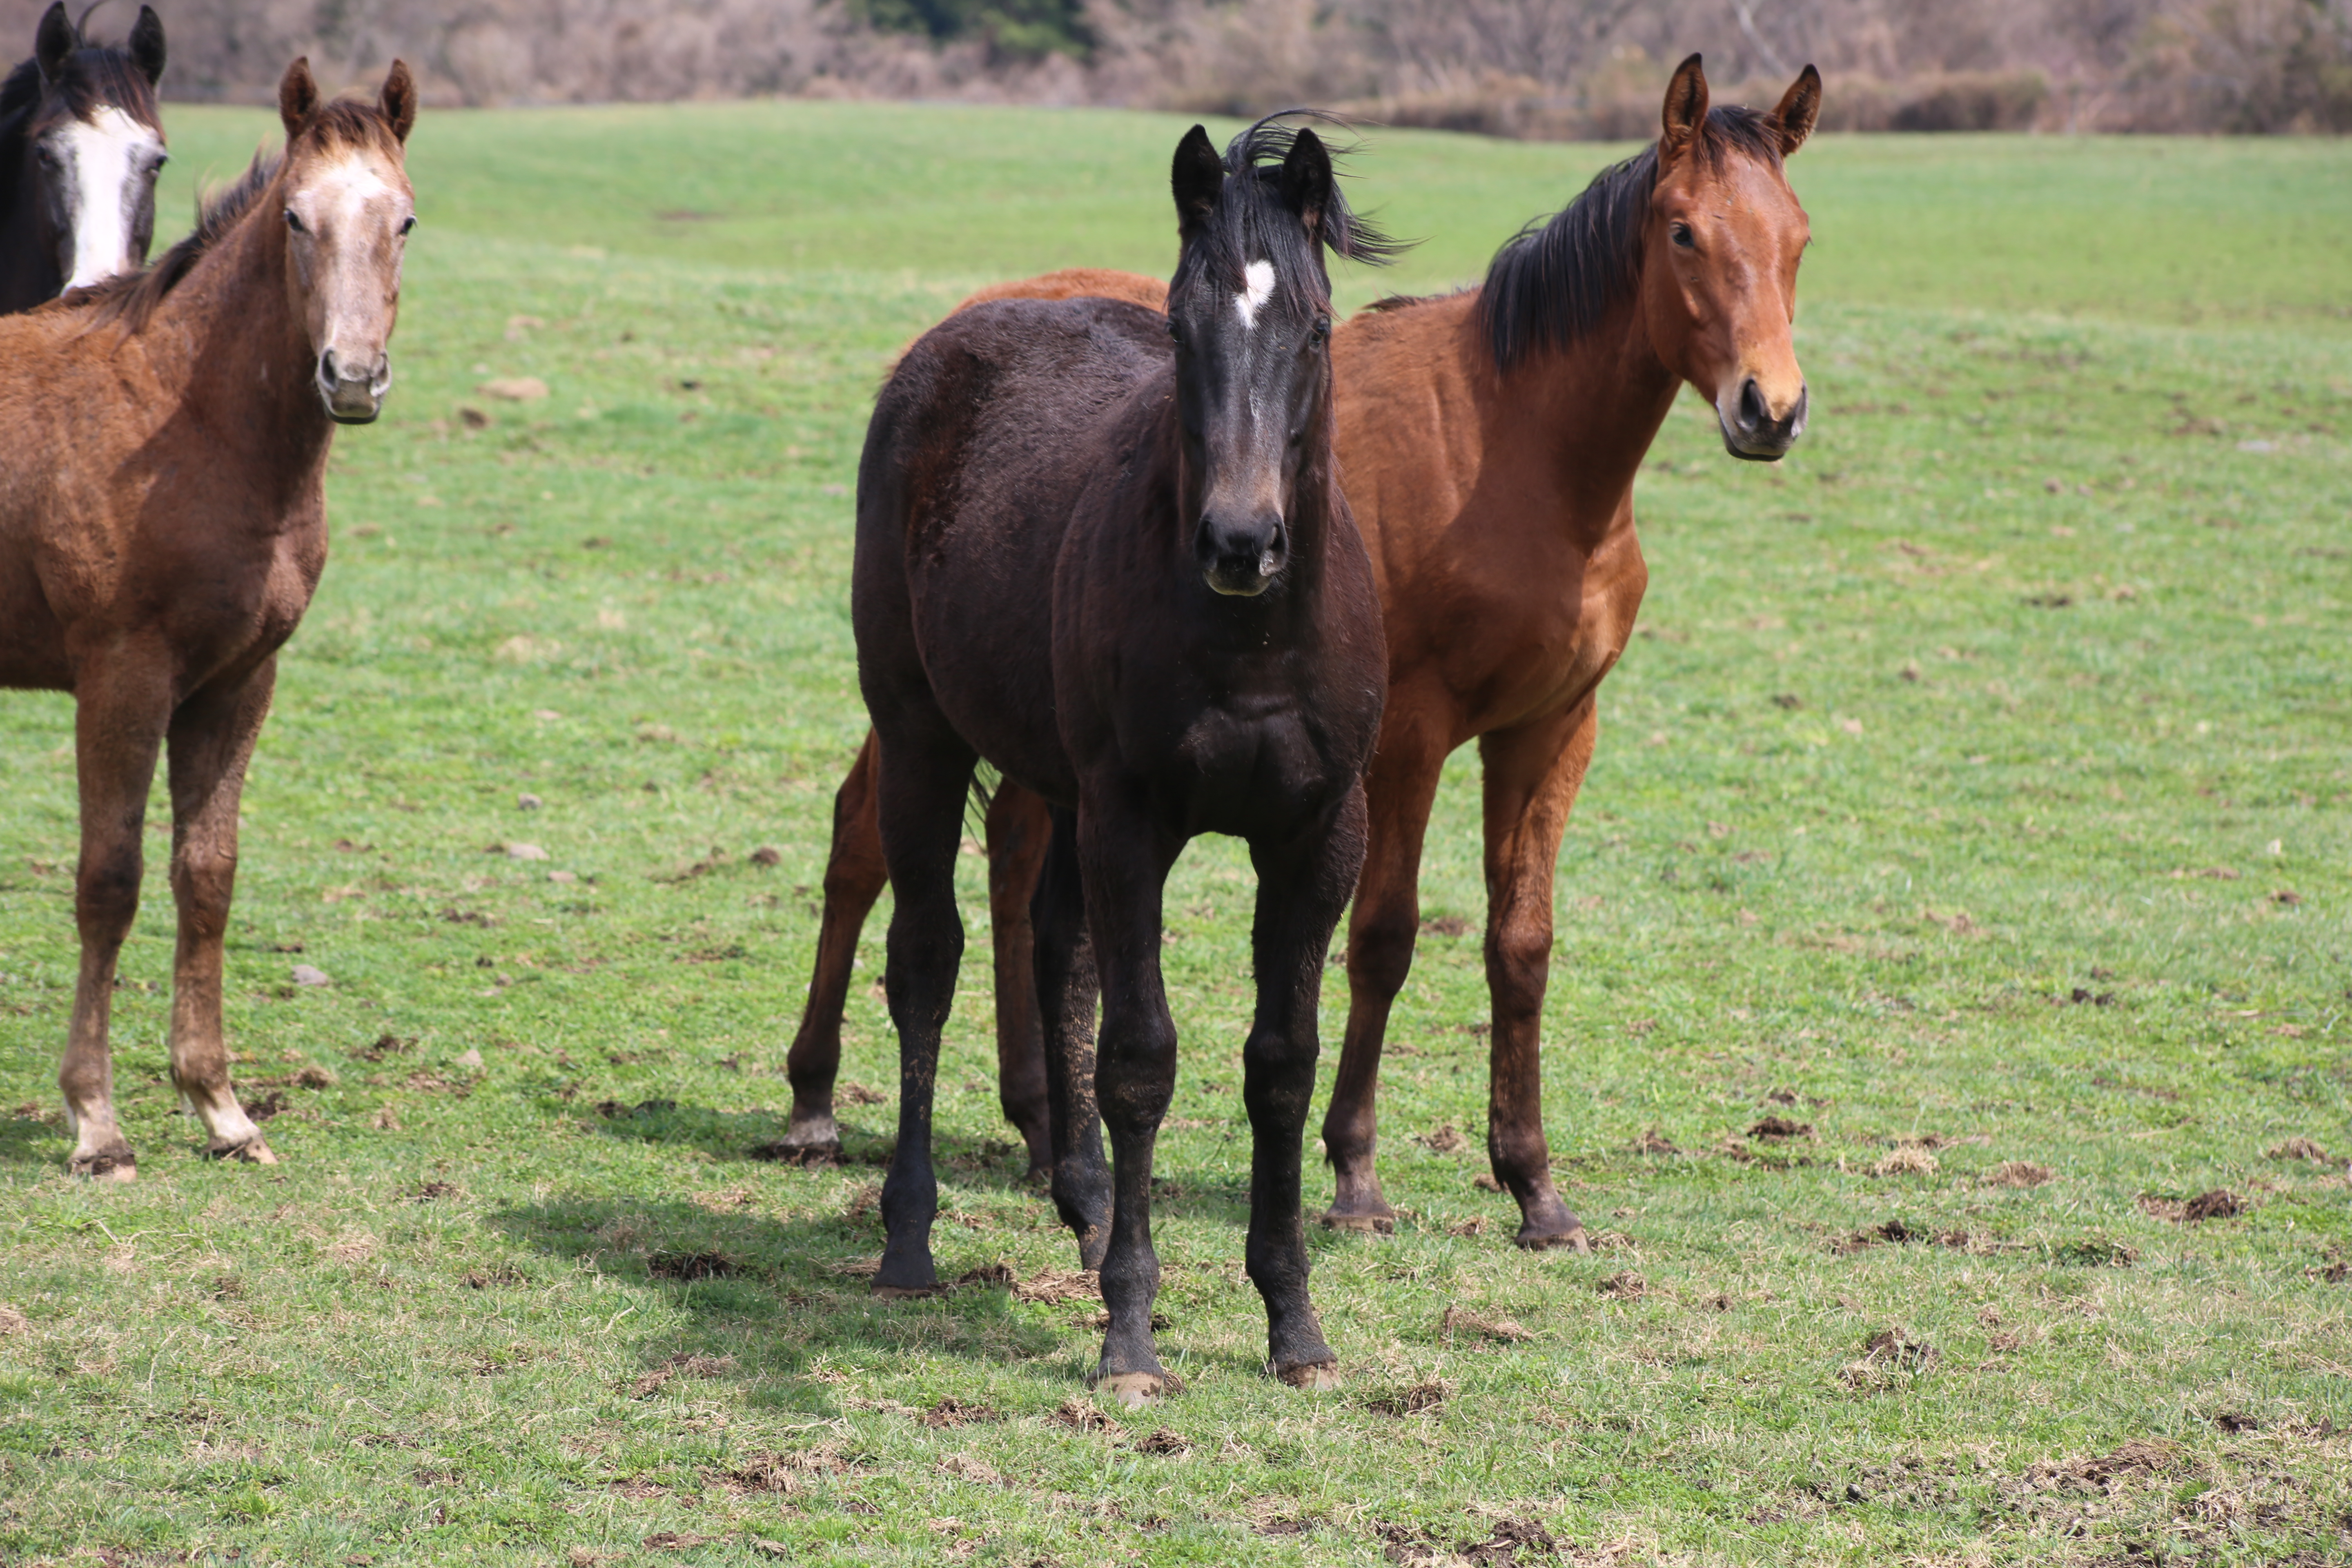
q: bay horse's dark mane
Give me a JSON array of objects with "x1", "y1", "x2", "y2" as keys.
[
  {"x1": 1477, "y1": 104, "x2": 1783, "y2": 371},
  {"x1": 1175, "y1": 112, "x2": 1408, "y2": 312},
  {"x1": 68, "y1": 99, "x2": 402, "y2": 334}
]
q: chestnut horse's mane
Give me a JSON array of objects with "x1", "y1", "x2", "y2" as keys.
[
  {"x1": 68, "y1": 98, "x2": 402, "y2": 334},
  {"x1": 1464, "y1": 104, "x2": 1784, "y2": 372},
  {"x1": 1175, "y1": 112, "x2": 1408, "y2": 313}
]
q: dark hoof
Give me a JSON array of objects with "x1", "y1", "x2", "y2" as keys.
[
  {"x1": 69, "y1": 1149, "x2": 137, "y2": 1182},
  {"x1": 1319, "y1": 1208, "x2": 1395, "y2": 1235},
  {"x1": 206, "y1": 1136, "x2": 278, "y2": 1166},
  {"x1": 1272, "y1": 1359, "x2": 1340, "y2": 1392},
  {"x1": 1513, "y1": 1222, "x2": 1588, "y2": 1254}
]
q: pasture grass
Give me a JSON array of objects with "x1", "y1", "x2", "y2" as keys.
[{"x1": 2, "y1": 102, "x2": 2349, "y2": 1566}]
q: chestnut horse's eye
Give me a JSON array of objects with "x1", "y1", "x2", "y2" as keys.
[
  {"x1": 1670, "y1": 221, "x2": 1696, "y2": 249},
  {"x1": 284, "y1": 209, "x2": 306, "y2": 234},
  {"x1": 399, "y1": 215, "x2": 417, "y2": 236}
]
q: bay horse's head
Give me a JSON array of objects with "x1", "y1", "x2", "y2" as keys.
[
  {"x1": 1165, "y1": 117, "x2": 1398, "y2": 597},
  {"x1": 1479, "y1": 54, "x2": 1819, "y2": 463},
  {"x1": 6, "y1": 1, "x2": 168, "y2": 293},
  {"x1": 274, "y1": 56, "x2": 418, "y2": 425}
]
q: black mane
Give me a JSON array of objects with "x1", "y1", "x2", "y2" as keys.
[
  {"x1": 1478, "y1": 105, "x2": 1782, "y2": 372},
  {"x1": 1173, "y1": 111, "x2": 1408, "y2": 314}
]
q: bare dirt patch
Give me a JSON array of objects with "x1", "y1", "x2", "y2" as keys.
[
  {"x1": 1983, "y1": 1160, "x2": 2054, "y2": 1187},
  {"x1": 1052, "y1": 1398, "x2": 1118, "y2": 1434},
  {"x1": 1365, "y1": 1379, "x2": 1450, "y2": 1417},
  {"x1": 922, "y1": 1397, "x2": 1000, "y2": 1428},
  {"x1": 645, "y1": 1251, "x2": 737, "y2": 1281},
  {"x1": 1440, "y1": 1304, "x2": 1532, "y2": 1345},
  {"x1": 1748, "y1": 1116, "x2": 1813, "y2": 1141}
]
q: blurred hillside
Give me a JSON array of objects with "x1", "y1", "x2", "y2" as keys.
[{"x1": 6, "y1": 0, "x2": 2346, "y2": 132}]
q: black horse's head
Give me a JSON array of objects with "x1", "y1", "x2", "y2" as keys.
[
  {"x1": 0, "y1": 2, "x2": 167, "y2": 297},
  {"x1": 1164, "y1": 117, "x2": 1398, "y2": 598}
]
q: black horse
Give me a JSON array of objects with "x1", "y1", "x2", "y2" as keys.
[
  {"x1": 852, "y1": 118, "x2": 1396, "y2": 1402},
  {"x1": 0, "y1": 1, "x2": 166, "y2": 313}
]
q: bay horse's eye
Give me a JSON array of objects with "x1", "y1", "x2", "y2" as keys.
[
  {"x1": 1670, "y1": 221, "x2": 1696, "y2": 249},
  {"x1": 285, "y1": 209, "x2": 306, "y2": 234}
]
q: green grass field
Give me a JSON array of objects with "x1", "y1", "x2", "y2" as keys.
[{"x1": 2, "y1": 100, "x2": 2349, "y2": 1565}]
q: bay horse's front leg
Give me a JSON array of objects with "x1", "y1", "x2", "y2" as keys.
[
  {"x1": 983, "y1": 781, "x2": 1055, "y2": 1177},
  {"x1": 1076, "y1": 797, "x2": 1182, "y2": 1403},
  {"x1": 782, "y1": 733, "x2": 888, "y2": 1159},
  {"x1": 1476, "y1": 700, "x2": 1599, "y2": 1251},
  {"x1": 165, "y1": 661, "x2": 281, "y2": 1163},
  {"x1": 59, "y1": 661, "x2": 174, "y2": 1180},
  {"x1": 1032, "y1": 808, "x2": 1107, "y2": 1267},
  {"x1": 870, "y1": 730, "x2": 978, "y2": 1297},
  {"x1": 1248, "y1": 785, "x2": 1367, "y2": 1389}
]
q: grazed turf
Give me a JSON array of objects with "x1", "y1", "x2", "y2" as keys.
[{"x1": 0, "y1": 104, "x2": 2347, "y2": 1566}]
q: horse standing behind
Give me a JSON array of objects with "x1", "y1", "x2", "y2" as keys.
[
  {"x1": 0, "y1": 1, "x2": 167, "y2": 312},
  {"x1": 854, "y1": 119, "x2": 1394, "y2": 1401},
  {"x1": 786, "y1": 57, "x2": 1822, "y2": 1250},
  {"x1": 0, "y1": 58, "x2": 418, "y2": 1178}
]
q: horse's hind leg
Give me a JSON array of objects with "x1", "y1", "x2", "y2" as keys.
[
  {"x1": 782, "y1": 733, "x2": 889, "y2": 1160},
  {"x1": 871, "y1": 724, "x2": 977, "y2": 1297},
  {"x1": 1032, "y1": 808, "x2": 1107, "y2": 1267},
  {"x1": 985, "y1": 782, "x2": 1054, "y2": 1178},
  {"x1": 59, "y1": 662, "x2": 173, "y2": 1180},
  {"x1": 164, "y1": 662, "x2": 278, "y2": 1165},
  {"x1": 1247, "y1": 788, "x2": 1367, "y2": 1390}
]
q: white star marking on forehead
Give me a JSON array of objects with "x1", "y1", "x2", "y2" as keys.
[
  {"x1": 53, "y1": 105, "x2": 162, "y2": 291},
  {"x1": 1234, "y1": 259, "x2": 1275, "y2": 330}
]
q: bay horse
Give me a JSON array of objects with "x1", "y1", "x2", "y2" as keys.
[
  {"x1": 854, "y1": 118, "x2": 1393, "y2": 1401},
  {"x1": 786, "y1": 56, "x2": 1820, "y2": 1250},
  {"x1": 0, "y1": 2, "x2": 167, "y2": 312},
  {"x1": 0, "y1": 58, "x2": 418, "y2": 1178}
]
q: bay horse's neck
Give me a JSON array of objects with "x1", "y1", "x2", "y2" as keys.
[{"x1": 1481, "y1": 296, "x2": 1682, "y2": 543}]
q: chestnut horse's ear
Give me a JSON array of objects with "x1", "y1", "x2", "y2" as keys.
[
  {"x1": 279, "y1": 56, "x2": 319, "y2": 138},
  {"x1": 1172, "y1": 124, "x2": 1224, "y2": 242},
  {"x1": 380, "y1": 58, "x2": 418, "y2": 144},
  {"x1": 34, "y1": 2, "x2": 74, "y2": 81},
  {"x1": 1278, "y1": 127, "x2": 1332, "y2": 247},
  {"x1": 1659, "y1": 52, "x2": 1708, "y2": 165},
  {"x1": 1773, "y1": 64, "x2": 1822, "y2": 157},
  {"x1": 128, "y1": 5, "x2": 165, "y2": 87}
]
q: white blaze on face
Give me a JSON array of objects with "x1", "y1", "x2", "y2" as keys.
[
  {"x1": 1233, "y1": 258, "x2": 1275, "y2": 330},
  {"x1": 51, "y1": 105, "x2": 163, "y2": 291}
]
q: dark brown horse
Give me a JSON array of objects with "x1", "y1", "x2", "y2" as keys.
[
  {"x1": 0, "y1": 58, "x2": 417, "y2": 1178},
  {"x1": 788, "y1": 57, "x2": 1820, "y2": 1249},
  {"x1": 854, "y1": 118, "x2": 1393, "y2": 1401},
  {"x1": 0, "y1": 2, "x2": 166, "y2": 312}
]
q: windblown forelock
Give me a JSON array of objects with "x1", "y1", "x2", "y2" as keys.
[
  {"x1": 292, "y1": 98, "x2": 405, "y2": 165},
  {"x1": 1171, "y1": 111, "x2": 1403, "y2": 318}
]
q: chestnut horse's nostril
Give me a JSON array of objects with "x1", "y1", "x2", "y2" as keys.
[
  {"x1": 317, "y1": 348, "x2": 338, "y2": 385},
  {"x1": 1739, "y1": 377, "x2": 1769, "y2": 430}
]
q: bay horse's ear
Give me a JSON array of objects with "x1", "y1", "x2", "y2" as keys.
[
  {"x1": 1659, "y1": 52, "x2": 1708, "y2": 166},
  {"x1": 279, "y1": 56, "x2": 318, "y2": 138},
  {"x1": 128, "y1": 5, "x2": 166, "y2": 87},
  {"x1": 380, "y1": 59, "x2": 418, "y2": 145},
  {"x1": 34, "y1": 2, "x2": 74, "y2": 81},
  {"x1": 1172, "y1": 124, "x2": 1224, "y2": 242},
  {"x1": 1278, "y1": 127, "x2": 1333, "y2": 248},
  {"x1": 1772, "y1": 64, "x2": 1822, "y2": 157}
]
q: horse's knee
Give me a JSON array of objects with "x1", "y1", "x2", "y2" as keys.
[
  {"x1": 1097, "y1": 1016, "x2": 1176, "y2": 1125},
  {"x1": 169, "y1": 850, "x2": 235, "y2": 942},
  {"x1": 1486, "y1": 918, "x2": 1555, "y2": 1021},
  {"x1": 76, "y1": 852, "x2": 143, "y2": 940},
  {"x1": 1347, "y1": 905, "x2": 1418, "y2": 1001}
]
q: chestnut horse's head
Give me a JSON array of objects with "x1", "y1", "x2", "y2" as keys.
[
  {"x1": 1479, "y1": 54, "x2": 1819, "y2": 462},
  {"x1": 274, "y1": 57, "x2": 417, "y2": 425},
  {"x1": 1165, "y1": 117, "x2": 1399, "y2": 596},
  {"x1": 7, "y1": 1, "x2": 168, "y2": 293}
]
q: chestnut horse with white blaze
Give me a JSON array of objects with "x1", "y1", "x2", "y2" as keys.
[
  {"x1": 783, "y1": 56, "x2": 1820, "y2": 1249},
  {"x1": 0, "y1": 58, "x2": 418, "y2": 1178},
  {"x1": 0, "y1": 1, "x2": 168, "y2": 311}
]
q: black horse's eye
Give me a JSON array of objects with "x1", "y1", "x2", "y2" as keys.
[
  {"x1": 1165, "y1": 317, "x2": 1181, "y2": 345},
  {"x1": 1671, "y1": 221, "x2": 1696, "y2": 249},
  {"x1": 285, "y1": 209, "x2": 306, "y2": 234},
  {"x1": 1310, "y1": 315, "x2": 1332, "y2": 343}
]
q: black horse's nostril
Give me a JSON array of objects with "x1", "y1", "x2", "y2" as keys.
[{"x1": 1740, "y1": 377, "x2": 1769, "y2": 430}]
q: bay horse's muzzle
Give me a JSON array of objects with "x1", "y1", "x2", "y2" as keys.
[
  {"x1": 1197, "y1": 509, "x2": 1286, "y2": 597},
  {"x1": 1718, "y1": 376, "x2": 1808, "y2": 462},
  {"x1": 317, "y1": 347, "x2": 391, "y2": 425}
]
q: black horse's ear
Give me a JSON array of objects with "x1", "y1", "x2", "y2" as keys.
[
  {"x1": 1171, "y1": 124, "x2": 1224, "y2": 241},
  {"x1": 279, "y1": 56, "x2": 318, "y2": 138},
  {"x1": 128, "y1": 5, "x2": 165, "y2": 87},
  {"x1": 1660, "y1": 52, "x2": 1709, "y2": 165},
  {"x1": 380, "y1": 58, "x2": 417, "y2": 144},
  {"x1": 1278, "y1": 127, "x2": 1333, "y2": 248},
  {"x1": 34, "y1": 2, "x2": 74, "y2": 81},
  {"x1": 1772, "y1": 64, "x2": 1822, "y2": 157}
]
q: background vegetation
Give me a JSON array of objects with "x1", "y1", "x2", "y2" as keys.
[{"x1": 0, "y1": 105, "x2": 2348, "y2": 1564}]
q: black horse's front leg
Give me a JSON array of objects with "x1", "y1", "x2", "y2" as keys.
[
  {"x1": 1245, "y1": 784, "x2": 1369, "y2": 1388},
  {"x1": 1033, "y1": 808, "x2": 1109, "y2": 1267},
  {"x1": 1077, "y1": 797, "x2": 1183, "y2": 1404}
]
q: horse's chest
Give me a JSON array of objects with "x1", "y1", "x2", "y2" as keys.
[{"x1": 1150, "y1": 695, "x2": 1361, "y2": 837}]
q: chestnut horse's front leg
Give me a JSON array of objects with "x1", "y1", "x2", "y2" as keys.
[
  {"x1": 783, "y1": 733, "x2": 888, "y2": 1160},
  {"x1": 1246, "y1": 785, "x2": 1366, "y2": 1389},
  {"x1": 1475, "y1": 699, "x2": 1599, "y2": 1251},
  {"x1": 59, "y1": 657, "x2": 174, "y2": 1180},
  {"x1": 165, "y1": 659, "x2": 280, "y2": 1163},
  {"x1": 1075, "y1": 793, "x2": 1182, "y2": 1404}
]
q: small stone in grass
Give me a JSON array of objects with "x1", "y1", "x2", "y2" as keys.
[
  {"x1": 517, "y1": 793, "x2": 543, "y2": 811},
  {"x1": 291, "y1": 964, "x2": 330, "y2": 987},
  {"x1": 454, "y1": 1047, "x2": 484, "y2": 1071},
  {"x1": 548, "y1": 870, "x2": 577, "y2": 884},
  {"x1": 504, "y1": 842, "x2": 549, "y2": 862}
]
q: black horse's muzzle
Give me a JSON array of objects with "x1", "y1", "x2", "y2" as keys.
[{"x1": 1197, "y1": 509, "x2": 1286, "y2": 597}]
